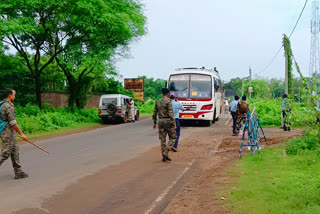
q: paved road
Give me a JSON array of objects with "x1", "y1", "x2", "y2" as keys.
[{"x1": 0, "y1": 118, "x2": 200, "y2": 214}]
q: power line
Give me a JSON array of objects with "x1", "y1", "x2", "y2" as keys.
[
  {"x1": 257, "y1": 0, "x2": 309, "y2": 74},
  {"x1": 289, "y1": 0, "x2": 309, "y2": 38}
]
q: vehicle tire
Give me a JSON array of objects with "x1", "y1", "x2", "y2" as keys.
[
  {"x1": 123, "y1": 113, "x2": 128, "y2": 123},
  {"x1": 106, "y1": 103, "x2": 117, "y2": 114},
  {"x1": 102, "y1": 118, "x2": 108, "y2": 124},
  {"x1": 135, "y1": 111, "x2": 140, "y2": 121},
  {"x1": 212, "y1": 109, "x2": 216, "y2": 124},
  {"x1": 205, "y1": 120, "x2": 212, "y2": 127}
]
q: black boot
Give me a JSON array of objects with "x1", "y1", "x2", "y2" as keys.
[
  {"x1": 14, "y1": 169, "x2": 29, "y2": 180},
  {"x1": 162, "y1": 150, "x2": 171, "y2": 161}
]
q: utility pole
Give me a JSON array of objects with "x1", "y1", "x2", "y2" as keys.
[
  {"x1": 242, "y1": 79, "x2": 244, "y2": 96},
  {"x1": 285, "y1": 51, "x2": 289, "y2": 94},
  {"x1": 310, "y1": 0, "x2": 320, "y2": 79},
  {"x1": 249, "y1": 67, "x2": 252, "y2": 98}
]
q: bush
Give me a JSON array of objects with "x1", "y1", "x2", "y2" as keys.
[
  {"x1": 286, "y1": 130, "x2": 320, "y2": 155},
  {"x1": 249, "y1": 98, "x2": 315, "y2": 127},
  {"x1": 15, "y1": 104, "x2": 100, "y2": 134}
]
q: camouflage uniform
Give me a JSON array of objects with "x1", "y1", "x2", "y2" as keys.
[
  {"x1": 153, "y1": 97, "x2": 176, "y2": 155},
  {"x1": 0, "y1": 100, "x2": 25, "y2": 177},
  {"x1": 236, "y1": 101, "x2": 249, "y2": 133}
]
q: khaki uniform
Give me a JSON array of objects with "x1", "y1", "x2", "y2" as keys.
[
  {"x1": 0, "y1": 100, "x2": 23, "y2": 175},
  {"x1": 236, "y1": 101, "x2": 249, "y2": 133},
  {"x1": 153, "y1": 97, "x2": 176, "y2": 154}
]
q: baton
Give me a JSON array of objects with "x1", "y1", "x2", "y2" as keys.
[{"x1": 26, "y1": 140, "x2": 50, "y2": 154}]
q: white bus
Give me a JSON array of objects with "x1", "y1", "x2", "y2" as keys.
[{"x1": 167, "y1": 67, "x2": 223, "y2": 126}]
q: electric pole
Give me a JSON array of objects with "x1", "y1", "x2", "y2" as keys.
[
  {"x1": 310, "y1": 0, "x2": 320, "y2": 92},
  {"x1": 285, "y1": 51, "x2": 289, "y2": 94},
  {"x1": 249, "y1": 67, "x2": 252, "y2": 98}
]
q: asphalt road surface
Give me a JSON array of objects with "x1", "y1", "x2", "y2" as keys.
[{"x1": 0, "y1": 118, "x2": 203, "y2": 214}]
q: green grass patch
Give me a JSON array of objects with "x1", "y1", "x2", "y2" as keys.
[
  {"x1": 219, "y1": 139, "x2": 320, "y2": 214},
  {"x1": 22, "y1": 122, "x2": 102, "y2": 140},
  {"x1": 140, "y1": 113, "x2": 152, "y2": 118}
]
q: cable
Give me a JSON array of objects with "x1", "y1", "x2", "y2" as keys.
[
  {"x1": 258, "y1": 45, "x2": 283, "y2": 75},
  {"x1": 289, "y1": 0, "x2": 309, "y2": 38},
  {"x1": 257, "y1": 0, "x2": 309, "y2": 74}
]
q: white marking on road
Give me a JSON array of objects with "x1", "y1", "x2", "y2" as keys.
[{"x1": 144, "y1": 159, "x2": 195, "y2": 214}]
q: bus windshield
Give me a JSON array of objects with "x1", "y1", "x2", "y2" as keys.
[{"x1": 169, "y1": 74, "x2": 212, "y2": 99}]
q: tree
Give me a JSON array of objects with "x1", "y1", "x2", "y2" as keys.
[
  {"x1": 53, "y1": 0, "x2": 146, "y2": 108},
  {"x1": 0, "y1": 1, "x2": 70, "y2": 108},
  {"x1": 140, "y1": 76, "x2": 166, "y2": 100},
  {"x1": 0, "y1": 53, "x2": 36, "y2": 105},
  {"x1": 224, "y1": 77, "x2": 244, "y2": 96},
  {"x1": 0, "y1": 0, "x2": 146, "y2": 108},
  {"x1": 244, "y1": 80, "x2": 271, "y2": 99},
  {"x1": 268, "y1": 78, "x2": 285, "y2": 98}
]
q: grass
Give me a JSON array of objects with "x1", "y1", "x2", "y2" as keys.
[
  {"x1": 218, "y1": 140, "x2": 320, "y2": 214},
  {"x1": 20, "y1": 122, "x2": 102, "y2": 141},
  {"x1": 140, "y1": 113, "x2": 152, "y2": 118}
]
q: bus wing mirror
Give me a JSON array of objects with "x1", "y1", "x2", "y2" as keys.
[{"x1": 165, "y1": 81, "x2": 168, "y2": 88}]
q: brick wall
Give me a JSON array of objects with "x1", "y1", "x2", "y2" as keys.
[{"x1": 41, "y1": 91, "x2": 101, "y2": 109}]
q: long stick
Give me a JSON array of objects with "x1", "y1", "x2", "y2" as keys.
[{"x1": 26, "y1": 140, "x2": 50, "y2": 154}]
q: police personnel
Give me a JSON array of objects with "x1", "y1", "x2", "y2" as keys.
[
  {"x1": 0, "y1": 89, "x2": 29, "y2": 179},
  {"x1": 153, "y1": 88, "x2": 176, "y2": 162}
]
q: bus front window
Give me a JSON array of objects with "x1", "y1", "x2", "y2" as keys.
[
  {"x1": 190, "y1": 75, "x2": 212, "y2": 99},
  {"x1": 169, "y1": 75, "x2": 190, "y2": 98}
]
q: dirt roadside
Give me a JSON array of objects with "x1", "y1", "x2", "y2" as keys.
[{"x1": 163, "y1": 116, "x2": 303, "y2": 214}]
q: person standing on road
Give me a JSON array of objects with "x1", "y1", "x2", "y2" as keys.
[
  {"x1": 0, "y1": 89, "x2": 29, "y2": 179},
  {"x1": 128, "y1": 98, "x2": 135, "y2": 122},
  {"x1": 153, "y1": 88, "x2": 176, "y2": 162},
  {"x1": 169, "y1": 92, "x2": 185, "y2": 152},
  {"x1": 224, "y1": 99, "x2": 229, "y2": 114},
  {"x1": 281, "y1": 93, "x2": 291, "y2": 131},
  {"x1": 229, "y1": 95, "x2": 240, "y2": 136},
  {"x1": 236, "y1": 95, "x2": 249, "y2": 133}
]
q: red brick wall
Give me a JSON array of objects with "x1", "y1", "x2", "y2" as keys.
[{"x1": 41, "y1": 91, "x2": 101, "y2": 109}]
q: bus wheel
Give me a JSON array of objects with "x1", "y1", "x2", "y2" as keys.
[
  {"x1": 212, "y1": 109, "x2": 216, "y2": 124},
  {"x1": 204, "y1": 120, "x2": 212, "y2": 126}
]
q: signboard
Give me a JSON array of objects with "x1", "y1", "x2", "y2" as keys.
[
  {"x1": 124, "y1": 78, "x2": 144, "y2": 92},
  {"x1": 134, "y1": 92, "x2": 144, "y2": 101},
  {"x1": 248, "y1": 87, "x2": 253, "y2": 93}
]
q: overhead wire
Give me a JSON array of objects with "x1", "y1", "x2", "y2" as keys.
[{"x1": 257, "y1": 0, "x2": 309, "y2": 75}]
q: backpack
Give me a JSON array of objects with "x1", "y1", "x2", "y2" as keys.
[
  {"x1": 0, "y1": 102, "x2": 8, "y2": 135},
  {"x1": 238, "y1": 101, "x2": 249, "y2": 114}
]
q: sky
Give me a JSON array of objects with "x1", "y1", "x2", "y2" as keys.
[{"x1": 115, "y1": 0, "x2": 313, "y2": 83}]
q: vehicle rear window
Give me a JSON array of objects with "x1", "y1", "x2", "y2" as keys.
[{"x1": 102, "y1": 98, "x2": 117, "y2": 106}]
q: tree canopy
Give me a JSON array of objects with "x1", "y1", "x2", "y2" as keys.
[{"x1": 0, "y1": 0, "x2": 146, "y2": 108}]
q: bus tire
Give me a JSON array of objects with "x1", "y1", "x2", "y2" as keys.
[
  {"x1": 204, "y1": 120, "x2": 212, "y2": 126},
  {"x1": 212, "y1": 109, "x2": 216, "y2": 124}
]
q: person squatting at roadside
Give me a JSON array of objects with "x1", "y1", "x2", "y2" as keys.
[
  {"x1": 169, "y1": 92, "x2": 189, "y2": 152},
  {"x1": 236, "y1": 95, "x2": 250, "y2": 133},
  {"x1": 128, "y1": 98, "x2": 135, "y2": 122},
  {"x1": 153, "y1": 88, "x2": 176, "y2": 162},
  {"x1": 0, "y1": 89, "x2": 29, "y2": 179},
  {"x1": 229, "y1": 95, "x2": 240, "y2": 136}
]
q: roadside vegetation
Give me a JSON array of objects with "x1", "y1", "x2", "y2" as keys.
[
  {"x1": 220, "y1": 134, "x2": 320, "y2": 214},
  {"x1": 16, "y1": 104, "x2": 100, "y2": 134},
  {"x1": 218, "y1": 35, "x2": 320, "y2": 214}
]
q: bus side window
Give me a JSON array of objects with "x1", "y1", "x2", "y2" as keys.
[{"x1": 214, "y1": 78, "x2": 219, "y2": 91}]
